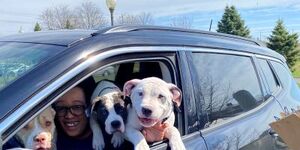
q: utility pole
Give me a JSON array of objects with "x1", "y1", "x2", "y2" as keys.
[{"x1": 209, "y1": 19, "x2": 213, "y2": 31}]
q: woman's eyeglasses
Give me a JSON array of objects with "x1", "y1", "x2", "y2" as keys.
[{"x1": 54, "y1": 105, "x2": 86, "y2": 117}]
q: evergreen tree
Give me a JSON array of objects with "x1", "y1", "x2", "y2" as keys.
[
  {"x1": 34, "y1": 22, "x2": 41, "y2": 31},
  {"x1": 217, "y1": 5, "x2": 250, "y2": 37},
  {"x1": 64, "y1": 20, "x2": 73, "y2": 29},
  {"x1": 267, "y1": 19, "x2": 299, "y2": 69}
]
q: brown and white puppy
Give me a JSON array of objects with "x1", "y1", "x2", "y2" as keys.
[
  {"x1": 123, "y1": 77, "x2": 185, "y2": 150},
  {"x1": 15, "y1": 107, "x2": 56, "y2": 150},
  {"x1": 90, "y1": 80, "x2": 128, "y2": 150}
]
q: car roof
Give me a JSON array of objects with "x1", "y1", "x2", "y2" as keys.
[
  {"x1": 0, "y1": 25, "x2": 285, "y2": 122},
  {"x1": 0, "y1": 25, "x2": 283, "y2": 59},
  {"x1": 0, "y1": 29, "x2": 95, "y2": 46}
]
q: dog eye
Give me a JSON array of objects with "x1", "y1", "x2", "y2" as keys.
[
  {"x1": 138, "y1": 92, "x2": 143, "y2": 97},
  {"x1": 101, "y1": 109, "x2": 108, "y2": 116},
  {"x1": 23, "y1": 124, "x2": 30, "y2": 130},
  {"x1": 116, "y1": 107, "x2": 125, "y2": 113},
  {"x1": 45, "y1": 121, "x2": 52, "y2": 127},
  {"x1": 158, "y1": 94, "x2": 165, "y2": 99},
  {"x1": 158, "y1": 94, "x2": 167, "y2": 103},
  {"x1": 97, "y1": 109, "x2": 108, "y2": 122}
]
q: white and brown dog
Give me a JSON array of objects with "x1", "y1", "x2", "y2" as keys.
[
  {"x1": 14, "y1": 107, "x2": 56, "y2": 150},
  {"x1": 90, "y1": 80, "x2": 128, "y2": 150},
  {"x1": 123, "y1": 77, "x2": 186, "y2": 150}
]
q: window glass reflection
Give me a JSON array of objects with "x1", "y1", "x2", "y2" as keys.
[{"x1": 192, "y1": 53, "x2": 263, "y2": 128}]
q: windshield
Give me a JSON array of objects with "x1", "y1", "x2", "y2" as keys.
[{"x1": 0, "y1": 42, "x2": 65, "y2": 90}]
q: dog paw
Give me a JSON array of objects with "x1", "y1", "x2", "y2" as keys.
[
  {"x1": 93, "y1": 137, "x2": 105, "y2": 150},
  {"x1": 111, "y1": 132, "x2": 124, "y2": 148},
  {"x1": 135, "y1": 140, "x2": 150, "y2": 150},
  {"x1": 169, "y1": 140, "x2": 186, "y2": 150}
]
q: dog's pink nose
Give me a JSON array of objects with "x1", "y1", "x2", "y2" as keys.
[{"x1": 34, "y1": 134, "x2": 46, "y2": 143}]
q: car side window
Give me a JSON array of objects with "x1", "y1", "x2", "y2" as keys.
[
  {"x1": 191, "y1": 53, "x2": 263, "y2": 128},
  {"x1": 257, "y1": 59, "x2": 279, "y2": 95},
  {"x1": 91, "y1": 59, "x2": 185, "y2": 136},
  {"x1": 270, "y1": 61, "x2": 292, "y2": 89},
  {"x1": 270, "y1": 61, "x2": 300, "y2": 102}
]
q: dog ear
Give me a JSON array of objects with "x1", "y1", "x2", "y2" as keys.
[
  {"x1": 168, "y1": 83, "x2": 182, "y2": 107},
  {"x1": 123, "y1": 79, "x2": 141, "y2": 96},
  {"x1": 124, "y1": 96, "x2": 132, "y2": 107},
  {"x1": 50, "y1": 107, "x2": 56, "y2": 117},
  {"x1": 120, "y1": 93, "x2": 132, "y2": 106}
]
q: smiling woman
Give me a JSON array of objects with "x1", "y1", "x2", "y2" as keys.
[
  {"x1": 53, "y1": 77, "x2": 96, "y2": 150},
  {"x1": 54, "y1": 86, "x2": 93, "y2": 150}
]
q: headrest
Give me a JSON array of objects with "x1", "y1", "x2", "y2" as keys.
[
  {"x1": 90, "y1": 80, "x2": 121, "y2": 112},
  {"x1": 91, "y1": 80, "x2": 120, "y2": 100}
]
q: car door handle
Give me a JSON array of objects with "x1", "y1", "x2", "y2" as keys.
[{"x1": 268, "y1": 128, "x2": 279, "y2": 137}]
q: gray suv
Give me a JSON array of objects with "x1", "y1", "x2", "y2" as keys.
[{"x1": 0, "y1": 26, "x2": 299, "y2": 150}]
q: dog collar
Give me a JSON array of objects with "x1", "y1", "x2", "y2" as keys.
[{"x1": 161, "y1": 101, "x2": 181, "y2": 124}]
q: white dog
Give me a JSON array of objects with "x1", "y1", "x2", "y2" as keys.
[
  {"x1": 123, "y1": 77, "x2": 186, "y2": 150},
  {"x1": 14, "y1": 107, "x2": 56, "y2": 150}
]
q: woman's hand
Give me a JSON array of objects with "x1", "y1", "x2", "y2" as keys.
[{"x1": 142, "y1": 123, "x2": 169, "y2": 143}]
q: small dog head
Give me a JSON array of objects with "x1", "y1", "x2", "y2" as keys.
[
  {"x1": 123, "y1": 77, "x2": 182, "y2": 127},
  {"x1": 16, "y1": 107, "x2": 56, "y2": 150},
  {"x1": 91, "y1": 80, "x2": 128, "y2": 134}
]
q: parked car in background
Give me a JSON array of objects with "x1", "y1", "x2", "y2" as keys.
[
  {"x1": 94, "y1": 66, "x2": 115, "y2": 77},
  {"x1": 0, "y1": 26, "x2": 299, "y2": 150},
  {"x1": 0, "y1": 63, "x2": 30, "y2": 78}
]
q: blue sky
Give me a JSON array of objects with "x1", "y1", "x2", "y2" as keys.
[{"x1": 1, "y1": 0, "x2": 300, "y2": 41}]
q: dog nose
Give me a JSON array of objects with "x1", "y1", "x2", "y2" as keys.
[
  {"x1": 34, "y1": 135, "x2": 46, "y2": 143},
  {"x1": 111, "y1": 120, "x2": 121, "y2": 129},
  {"x1": 142, "y1": 107, "x2": 152, "y2": 117}
]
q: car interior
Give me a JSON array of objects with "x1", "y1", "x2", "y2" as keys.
[{"x1": 3, "y1": 60, "x2": 180, "y2": 149}]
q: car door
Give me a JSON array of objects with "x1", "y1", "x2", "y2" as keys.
[
  {"x1": 185, "y1": 48, "x2": 285, "y2": 150},
  {"x1": 173, "y1": 51, "x2": 208, "y2": 150},
  {"x1": 0, "y1": 46, "x2": 207, "y2": 150},
  {"x1": 90, "y1": 48, "x2": 208, "y2": 150}
]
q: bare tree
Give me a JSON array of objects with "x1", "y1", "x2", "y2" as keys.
[
  {"x1": 170, "y1": 16, "x2": 193, "y2": 29},
  {"x1": 137, "y1": 12, "x2": 154, "y2": 25},
  {"x1": 39, "y1": 2, "x2": 107, "y2": 30},
  {"x1": 75, "y1": 1, "x2": 108, "y2": 29},
  {"x1": 40, "y1": 5, "x2": 75, "y2": 30},
  {"x1": 116, "y1": 13, "x2": 139, "y2": 25},
  {"x1": 116, "y1": 12, "x2": 154, "y2": 25},
  {"x1": 40, "y1": 8, "x2": 55, "y2": 30}
]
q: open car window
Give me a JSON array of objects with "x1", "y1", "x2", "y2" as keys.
[{"x1": 3, "y1": 58, "x2": 180, "y2": 150}]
